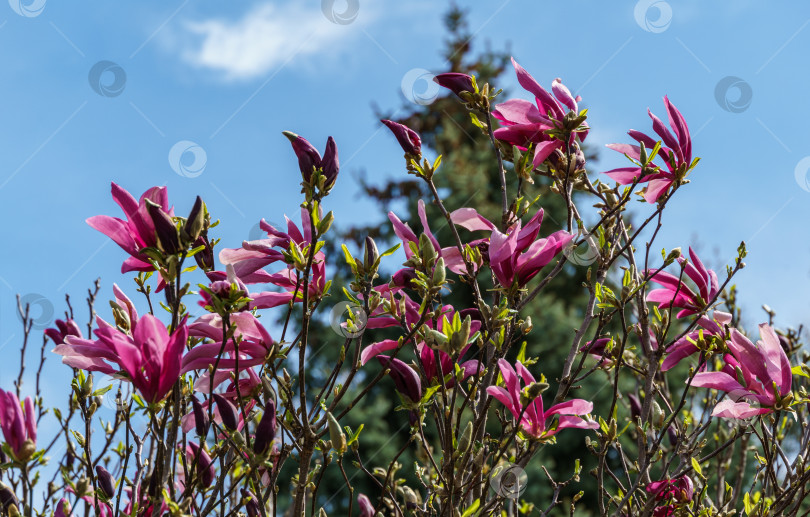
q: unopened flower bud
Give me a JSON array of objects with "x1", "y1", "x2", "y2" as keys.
[
  {"x1": 241, "y1": 489, "x2": 260, "y2": 517},
  {"x1": 213, "y1": 394, "x2": 238, "y2": 431},
  {"x1": 326, "y1": 411, "x2": 346, "y2": 454},
  {"x1": 182, "y1": 196, "x2": 206, "y2": 244},
  {"x1": 364, "y1": 236, "x2": 379, "y2": 271},
  {"x1": 146, "y1": 200, "x2": 181, "y2": 255},
  {"x1": 95, "y1": 465, "x2": 115, "y2": 499},
  {"x1": 253, "y1": 400, "x2": 277, "y2": 457},
  {"x1": 191, "y1": 396, "x2": 209, "y2": 438}
]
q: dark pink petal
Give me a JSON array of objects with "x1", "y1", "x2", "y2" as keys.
[
  {"x1": 532, "y1": 140, "x2": 562, "y2": 168},
  {"x1": 603, "y1": 167, "x2": 643, "y2": 184},
  {"x1": 510, "y1": 58, "x2": 563, "y2": 119},
  {"x1": 360, "y1": 339, "x2": 399, "y2": 365},
  {"x1": 86, "y1": 215, "x2": 139, "y2": 255},
  {"x1": 492, "y1": 99, "x2": 544, "y2": 125},
  {"x1": 691, "y1": 371, "x2": 746, "y2": 393}
]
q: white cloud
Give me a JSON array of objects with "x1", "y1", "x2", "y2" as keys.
[{"x1": 181, "y1": 2, "x2": 370, "y2": 80}]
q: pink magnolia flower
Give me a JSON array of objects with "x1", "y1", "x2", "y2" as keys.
[
  {"x1": 107, "y1": 314, "x2": 188, "y2": 405},
  {"x1": 86, "y1": 182, "x2": 174, "y2": 273},
  {"x1": 0, "y1": 389, "x2": 36, "y2": 460},
  {"x1": 492, "y1": 58, "x2": 587, "y2": 168},
  {"x1": 56, "y1": 291, "x2": 188, "y2": 405},
  {"x1": 603, "y1": 96, "x2": 694, "y2": 203},
  {"x1": 389, "y1": 199, "x2": 473, "y2": 275},
  {"x1": 451, "y1": 206, "x2": 573, "y2": 289},
  {"x1": 646, "y1": 475, "x2": 694, "y2": 516},
  {"x1": 486, "y1": 359, "x2": 598, "y2": 440},
  {"x1": 692, "y1": 324, "x2": 792, "y2": 419},
  {"x1": 661, "y1": 311, "x2": 731, "y2": 371},
  {"x1": 183, "y1": 312, "x2": 274, "y2": 373},
  {"x1": 54, "y1": 285, "x2": 138, "y2": 374},
  {"x1": 220, "y1": 209, "x2": 327, "y2": 309},
  {"x1": 646, "y1": 247, "x2": 719, "y2": 318},
  {"x1": 361, "y1": 306, "x2": 483, "y2": 387},
  {"x1": 45, "y1": 318, "x2": 82, "y2": 345}
]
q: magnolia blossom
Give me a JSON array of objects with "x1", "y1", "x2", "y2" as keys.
[
  {"x1": 450, "y1": 206, "x2": 572, "y2": 289},
  {"x1": 692, "y1": 324, "x2": 792, "y2": 419},
  {"x1": 492, "y1": 58, "x2": 586, "y2": 168},
  {"x1": 0, "y1": 389, "x2": 36, "y2": 460},
  {"x1": 361, "y1": 306, "x2": 483, "y2": 387},
  {"x1": 604, "y1": 96, "x2": 693, "y2": 203},
  {"x1": 389, "y1": 199, "x2": 473, "y2": 275},
  {"x1": 486, "y1": 360, "x2": 598, "y2": 440},
  {"x1": 55, "y1": 288, "x2": 188, "y2": 404},
  {"x1": 661, "y1": 311, "x2": 731, "y2": 371},
  {"x1": 646, "y1": 475, "x2": 694, "y2": 516},
  {"x1": 183, "y1": 311, "x2": 275, "y2": 373},
  {"x1": 646, "y1": 247, "x2": 719, "y2": 318},
  {"x1": 86, "y1": 182, "x2": 174, "y2": 273},
  {"x1": 220, "y1": 209, "x2": 327, "y2": 309},
  {"x1": 44, "y1": 319, "x2": 82, "y2": 346}
]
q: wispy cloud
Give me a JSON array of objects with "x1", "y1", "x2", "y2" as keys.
[{"x1": 180, "y1": 2, "x2": 371, "y2": 80}]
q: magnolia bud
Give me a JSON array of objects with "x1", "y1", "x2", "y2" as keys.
[
  {"x1": 213, "y1": 394, "x2": 238, "y2": 431},
  {"x1": 364, "y1": 236, "x2": 379, "y2": 271},
  {"x1": 191, "y1": 396, "x2": 209, "y2": 438},
  {"x1": 253, "y1": 400, "x2": 277, "y2": 457},
  {"x1": 241, "y1": 489, "x2": 260, "y2": 517},
  {"x1": 95, "y1": 465, "x2": 115, "y2": 499},
  {"x1": 146, "y1": 200, "x2": 181, "y2": 255},
  {"x1": 182, "y1": 196, "x2": 206, "y2": 244},
  {"x1": 0, "y1": 483, "x2": 18, "y2": 511},
  {"x1": 326, "y1": 411, "x2": 347, "y2": 454}
]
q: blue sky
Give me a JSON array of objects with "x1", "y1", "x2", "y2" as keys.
[{"x1": 1, "y1": 0, "x2": 809, "y2": 397}]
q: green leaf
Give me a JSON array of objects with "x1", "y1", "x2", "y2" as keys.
[
  {"x1": 460, "y1": 499, "x2": 480, "y2": 517},
  {"x1": 691, "y1": 457, "x2": 704, "y2": 479},
  {"x1": 791, "y1": 365, "x2": 809, "y2": 378},
  {"x1": 469, "y1": 112, "x2": 484, "y2": 129}
]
